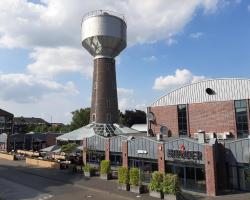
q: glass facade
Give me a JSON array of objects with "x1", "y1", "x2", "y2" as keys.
[
  {"x1": 227, "y1": 164, "x2": 250, "y2": 191},
  {"x1": 87, "y1": 150, "x2": 105, "y2": 164},
  {"x1": 128, "y1": 158, "x2": 158, "y2": 183},
  {"x1": 166, "y1": 162, "x2": 206, "y2": 193},
  {"x1": 235, "y1": 100, "x2": 249, "y2": 138},
  {"x1": 110, "y1": 152, "x2": 122, "y2": 166},
  {"x1": 177, "y1": 104, "x2": 188, "y2": 136}
]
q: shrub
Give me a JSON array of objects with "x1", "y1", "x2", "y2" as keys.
[
  {"x1": 148, "y1": 171, "x2": 164, "y2": 192},
  {"x1": 118, "y1": 167, "x2": 129, "y2": 184},
  {"x1": 162, "y1": 174, "x2": 180, "y2": 195},
  {"x1": 100, "y1": 160, "x2": 111, "y2": 175},
  {"x1": 129, "y1": 168, "x2": 140, "y2": 186},
  {"x1": 84, "y1": 164, "x2": 93, "y2": 172}
]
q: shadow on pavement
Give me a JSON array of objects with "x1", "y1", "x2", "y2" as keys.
[{"x1": 0, "y1": 160, "x2": 87, "y2": 200}]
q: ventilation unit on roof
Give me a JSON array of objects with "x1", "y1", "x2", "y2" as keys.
[{"x1": 205, "y1": 88, "x2": 216, "y2": 95}]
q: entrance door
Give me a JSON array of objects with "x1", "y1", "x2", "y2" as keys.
[
  {"x1": 166, "y1": 163, "x2": 206, "y2": 192},
  {"x1": 173, "y1": 165, "x2": 185, "y2": 187}
]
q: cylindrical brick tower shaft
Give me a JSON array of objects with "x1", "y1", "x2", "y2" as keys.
[
  {"x1": 81, "y1": 10, "x2": 127, "y2": 124},
  {"x1": 91, "y1": 58, "x2": 118, "y2": 123}
]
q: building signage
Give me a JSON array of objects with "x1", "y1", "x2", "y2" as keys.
[
  {"x1": 137, "y1": 150, "x2": 148, "y2": 154},
  {"x1": 167, "y1": 144, "x2": 202, "y2": 161}
]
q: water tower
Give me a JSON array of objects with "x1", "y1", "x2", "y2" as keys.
[{"x1": 81, "y1": 10, "x2": 127, "y2": 125}]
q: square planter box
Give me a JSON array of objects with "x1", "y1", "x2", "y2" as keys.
[
  {"x1": 129, "y1": 185, "x2": 144, "y2": 194},
  {"x1": 100, "y1": 173, "x2": 112, "y2": 180},
  {"x1": 149, "y1": 191, "x2": 163, "y2": 199},
  {"x1": 118, "y1": 183, "x2": 130, "y2": 191},
  {"x1": 164, "y1": 194, "x2": 179, "y2": 200},
  {"x1": 84, "y1": 171, "x2": 93, "y2": 177}
]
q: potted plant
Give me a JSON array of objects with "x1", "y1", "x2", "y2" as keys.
[
  {"x1": 118, "y1": 166, "x2": 129, "y2": 191},
  {"x1": 148, "y1": 171, "x2": 164, "y2": 198},
  {"x1": 100, "y1": 160, "x2": 112, "y2": 180},
  {"x1": 162, "y1": 174, "x2": 180, "y2": 200},
  {"x1": 83, "y1": 164, "x2": 95, "y2": 177},
  {"x1": 129, "y1": 168, "x2": 144, "y2": 194}
]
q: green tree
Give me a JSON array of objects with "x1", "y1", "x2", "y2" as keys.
[
  {"x1": 70, "y1": 108, "x2": 90, "y2": 130},
  {"x1": 60, "y1": 143, "x2": 78, "y2": 160},
  {"x1": 119, "y1": 109, "x2": 146, "y2": 127}
]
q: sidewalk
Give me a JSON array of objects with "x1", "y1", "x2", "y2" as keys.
[{"x1": 1, "y1": 159, "x2": 250, "y2": 200}]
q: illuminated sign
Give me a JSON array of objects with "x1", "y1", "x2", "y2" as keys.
[
  {"x1": 167, "y1": 144, "x2": 202, "y2": 161},
  {"x1": 137, "y1": 150, "x2": 148, "y2": 154}
]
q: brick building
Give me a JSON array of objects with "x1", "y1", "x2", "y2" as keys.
[
  {"x1": 81, "y1": 78, "x2": 250, "y2": 196},
  {"x1": 7, "y1": 132, "x2": 62, "y2": 151},
  {"x1": 0, "y1": 108, "x2": 14, "y2": 136}
]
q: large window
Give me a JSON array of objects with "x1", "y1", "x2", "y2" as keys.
[
  {"x1": 87, "y1": 150, "x2": 105, "y2": 164},
  {"x1": 110, "y1": 152, "x2": 122, "y2": 166},
  {"x1": 235, "y1": 100, "x2": 249, "y2": 138},
  {"x1": 177, "y1": 104, "x2": 188, "y2": 136},
  {"x1": 166, "y1": 162, "x2": 206, "y2": 193}
]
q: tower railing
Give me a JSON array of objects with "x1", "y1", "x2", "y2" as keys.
[{"x1": 82, "y1": 10, "x2": 126, "y2": 22}]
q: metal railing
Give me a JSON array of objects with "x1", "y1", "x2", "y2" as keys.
[{"x1": 82, "y1": 10, "x2": 126, "y2": 22}]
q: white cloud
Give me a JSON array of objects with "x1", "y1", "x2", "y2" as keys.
[
  {"x1": 0, "y1": 0, "x2": 222, "y2": 79},
  {"x1": 0, "y1": 0, "x2": 220, "y2": 49},
  {"x1": 117, "y1": 88, "x2": 134, "y2": 95},
  {"x1": 142, "y1": 56, "x2": 158, "y2": 62},
  {"x1": 0, "y1": 0, "x2": 226, "y2": 122},
  {"x1": 153, "y1": 69, "x2": 207, "y2": 91},
  {"x1": 190, "y1": 32, "x2": 204, "y2": 39},
  {"x1": 0, "y1": 73, "x2": 78, "y2": 103},
  {"x1": 117, "y1": 87, "x2": 147, "y2": 112},
  {"x1": 166, "y1": 38, "x2": 178, "y2": 46},
  {"x1": 27, "y1": 47, "x2": 92, "y2": 78},
  {"x1": 0, "y1": 93, "x2": 81, "y2": 124},
  {"x1": 117, "y1": 87, "x2": 134, "y2": 111}
]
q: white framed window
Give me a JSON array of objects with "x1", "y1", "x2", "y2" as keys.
[
  {"x1": 106, "y1": 99, "x2": 110, "y2": 108},
  {"x1": 92, "y1": 113, "x2": 96, "y2": 122},
  {"x1": 106, "y1": 113, "x2": 111, "y2": 122}
]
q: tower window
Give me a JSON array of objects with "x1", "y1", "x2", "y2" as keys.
[
  {"x1": 106, "y1": 113, "x2": 111, "y2": 122},
  {"x1": 107, "y1": 99, "x2": 110, "y2": 108},
  {"x1": 94, "y1": 82, "x2": 98, "y2": 90},
  {"x1": 235, "y1": 100, "x2": 249, "y2": 138},
  {"x1": 92, "y1": 114, "x2": 96, "y2": 122},
  {"x1": 177, "y1": 104, "x2": 188, "y2": 136}
]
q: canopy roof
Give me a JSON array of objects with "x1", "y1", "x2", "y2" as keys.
[
  {"x1": 131, "y1": 124, "x2": 147, "y2": 133},
  {"x1": 56, "y1": 125, "x2": 95, "y2": 141},
  {"x1": 40, "y1": 145, "x2": 61, "y2": 152},
  {"x1": 56, "y1": 123, "x2": 140, "y2": 141}
]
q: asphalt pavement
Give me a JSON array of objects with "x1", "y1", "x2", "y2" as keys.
[{"x1": 1, "y1": 159, "x2": 250, "y2": 200}]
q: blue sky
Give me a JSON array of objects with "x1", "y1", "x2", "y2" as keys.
[{"x1": 0, "y1": 0, "x2": 249, "y2": 123}]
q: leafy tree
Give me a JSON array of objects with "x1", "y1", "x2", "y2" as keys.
[
  {"x1": 70, "y1": 108, "x2": 90, "y2": 130},
  {"x1": 60, "y1": 143, "x2": 78, "y2": 160},
  {"x1": 119, "y1": 109, "x2": 146, "y2": 127}
]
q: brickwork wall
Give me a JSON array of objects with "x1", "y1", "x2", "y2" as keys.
[
  {"x1": 205, "y1": 145, "x2": 217, "y2": 196},
  {"x1": 105, "y1": 139, "x2": 110, "y2": 160},
  {"x1": 189, "y1": 101, "x2": 237, "y2": 137},
  {"x1": 122, "y1": 141, "x2": 128, "y2": 168},
  {"x1": 157, "y1": 143, "x2": 165, "y2": 172},
  {"x1": 247, "y1": 99, "x2": 250, "y2": 134},
  {"x1": 46, "y1": 134, "x2": 58, "y2": 147},
  {"x1": 26, "y1": 157, "x2": 60, "y2": 169},
  {"x1": 149, "y1": 105, "x2": 178, "y2": 137},
  {"x1": 0, "y1": 152, "x2": 14, "y2": 160}
]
